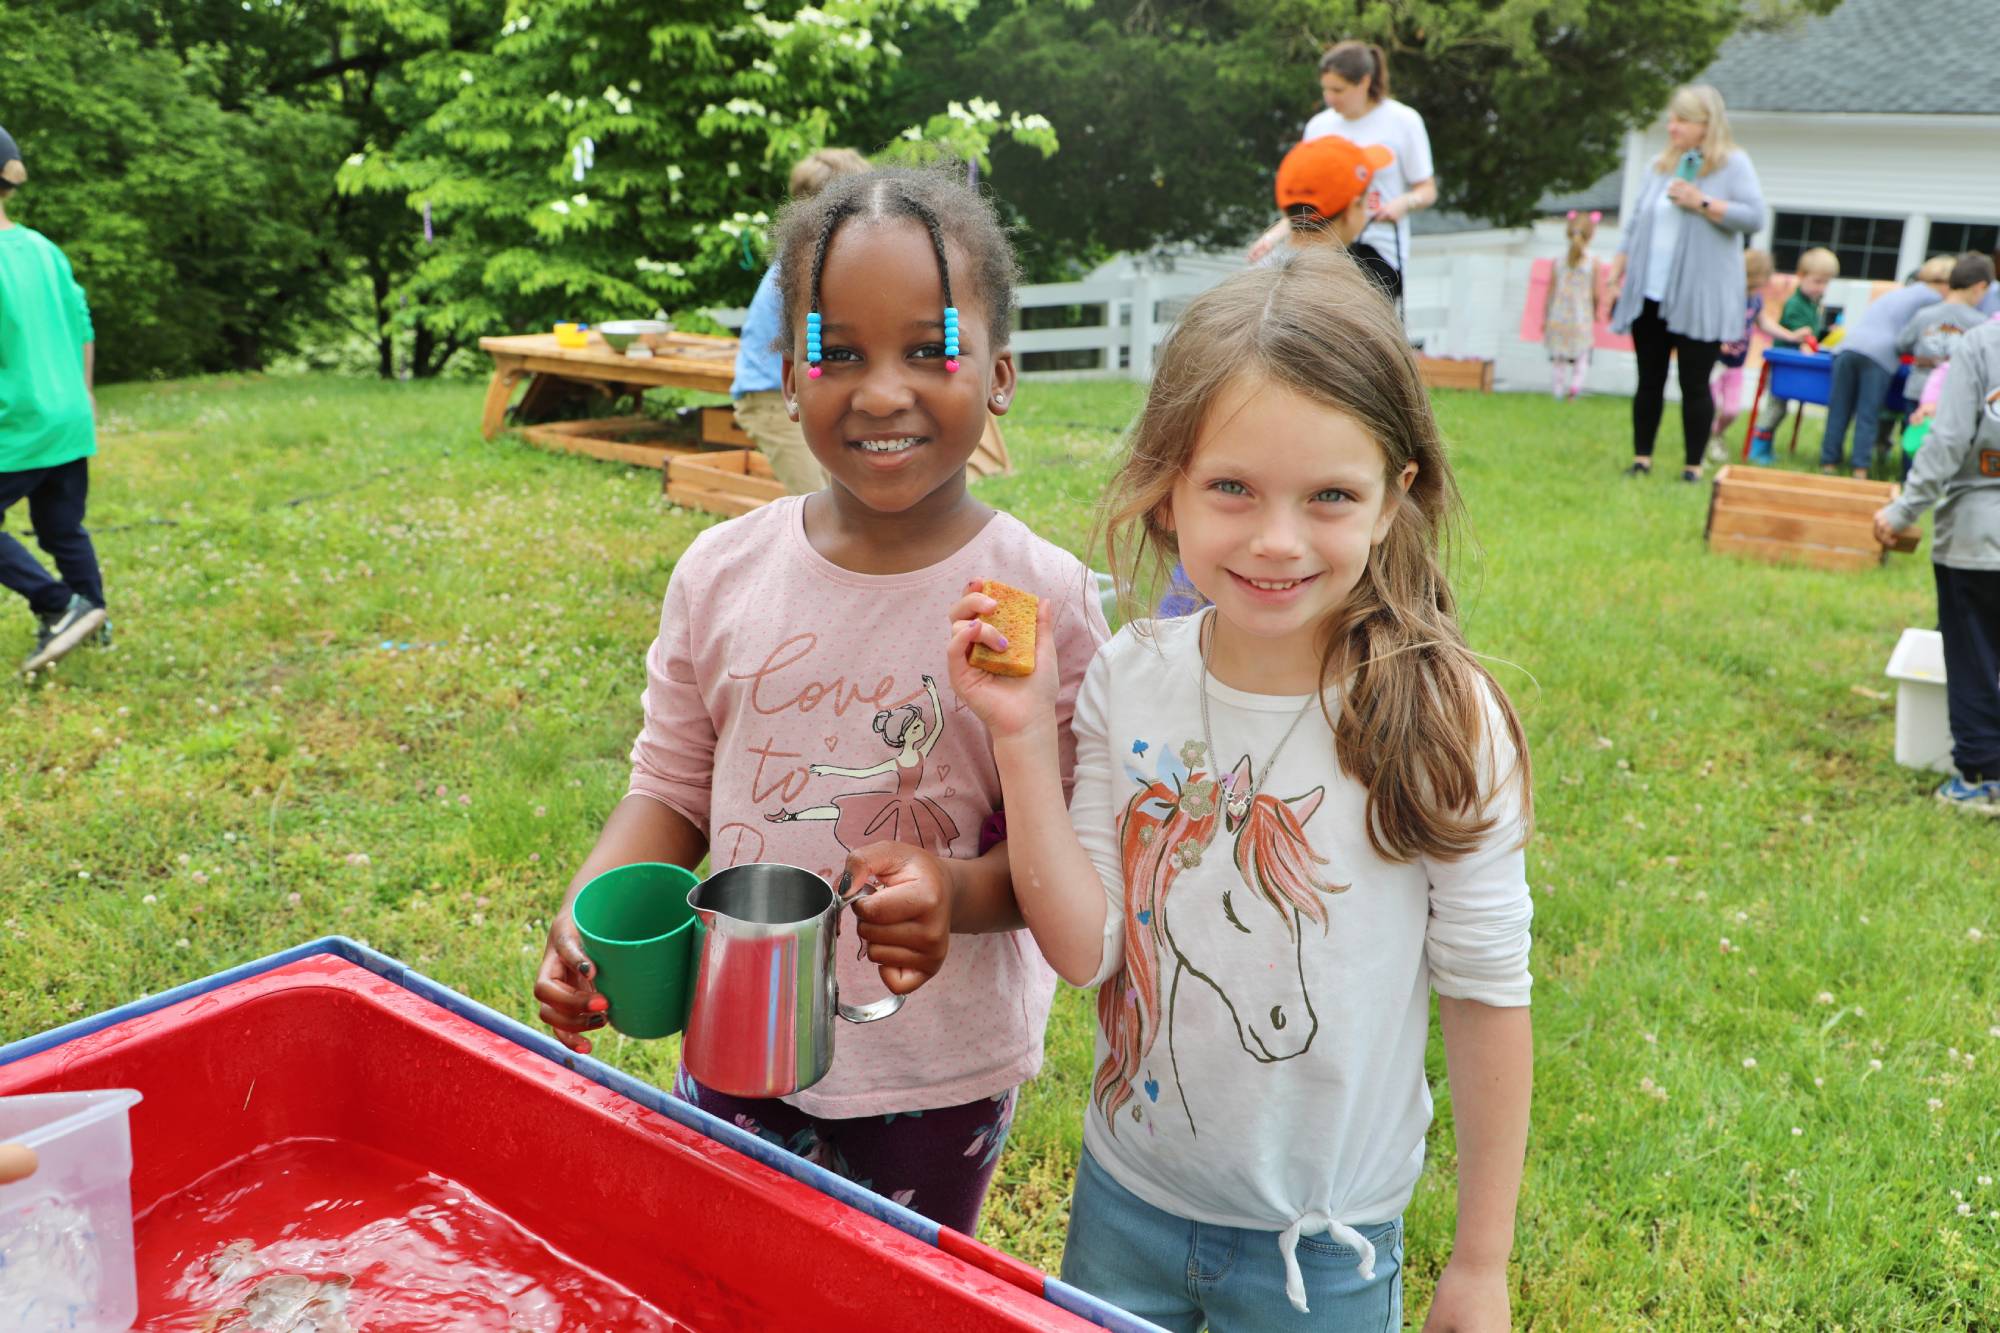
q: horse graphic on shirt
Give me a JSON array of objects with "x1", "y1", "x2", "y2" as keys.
[{"x1": 1094, "y1": 748, "x2": 1347, "y2": 1138}]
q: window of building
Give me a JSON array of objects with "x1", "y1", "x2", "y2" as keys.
[
  {"x1": 1927, "y1": 219, "x2": 2000, "y2": 261},
  {"x1": 1770, "y1": 212, "x2": 1905, "y2": 282}
]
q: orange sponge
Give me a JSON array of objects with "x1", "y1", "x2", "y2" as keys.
[{"x1": 969, "y1": 580, "x2": 1037, "y2": 677}]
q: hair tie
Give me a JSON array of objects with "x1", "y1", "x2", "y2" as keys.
[
  {"x1": 1590, "y1": 210, "x2": 1603, "y2": 223},
  {"x1": 1566, "y1": 210, "x2": 1577, "y2": 220}
]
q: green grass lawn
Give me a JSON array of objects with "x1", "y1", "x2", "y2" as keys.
[{"x1": 3, "y1": 374, "x2": 1995, "y2": 1328}]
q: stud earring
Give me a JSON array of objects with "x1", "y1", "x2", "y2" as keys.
[
  {"x1": 943, "y1": 306, "x2": 959, "y2": 373},
  {"x1": 806, "y1": 312, "x2": 823, "y2": 379}
]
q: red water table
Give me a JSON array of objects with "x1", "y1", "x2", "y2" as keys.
[{"x1": 0, "y1": 937, "x2": 1157, "y2": 1332}]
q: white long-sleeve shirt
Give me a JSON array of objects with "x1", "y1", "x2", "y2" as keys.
[{"x1": 1069, "y1": 616, "x2": 1532, "y2": 1309}]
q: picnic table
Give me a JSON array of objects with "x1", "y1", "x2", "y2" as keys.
[{"x1": 477, "y1": 328, "x2": 1011, "y2": 518}]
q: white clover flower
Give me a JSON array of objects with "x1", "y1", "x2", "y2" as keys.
[
  {"x1": 1929, "y1": 1098, "x2": 1944, "y2": 1111},
  {"x1": 1743, "y1": 1057, "x2": 1757, "y2": 1069}
]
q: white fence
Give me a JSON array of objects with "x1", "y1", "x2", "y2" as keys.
[
  {"x1": 706, "y1": 267, "x2": 1223, "y2": 382},
  {"x1": 710, "y1": 233, "x2": 1822, "y2": 409}
]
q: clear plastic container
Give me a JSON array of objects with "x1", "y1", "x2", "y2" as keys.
[{"x1": 0, "y1": 1089, "x2": 144, "y2": 1332}]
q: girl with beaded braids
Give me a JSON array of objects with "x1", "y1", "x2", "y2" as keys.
[
  {"x1": 948, "y1": 247, "x2": 1533, "y2": 1330},
  {"x1": 533, "y1": 164, "x2": 1109, "y2": 1233}
]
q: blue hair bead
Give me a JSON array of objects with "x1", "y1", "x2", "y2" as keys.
[{"x1": 806, "y1": 311, "x2": 823, "y2": 377}]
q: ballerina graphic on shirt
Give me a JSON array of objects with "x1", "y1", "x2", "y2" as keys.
[{"x1": 765, "y1": 673, "x2": 961, "y2": 856}]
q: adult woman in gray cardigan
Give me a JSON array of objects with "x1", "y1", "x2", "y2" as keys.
[{"x1": 1609, "y1": 85, "x2": 1767, "y2": 482}]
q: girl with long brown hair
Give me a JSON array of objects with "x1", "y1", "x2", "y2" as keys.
[{"x1": 947, "y1": 247, "x2": 1533, "y2": 1329}]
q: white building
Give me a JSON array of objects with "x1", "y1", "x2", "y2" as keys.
[{"x1": 1408, "y1": 0, "x2": 2000, "y2": 397}]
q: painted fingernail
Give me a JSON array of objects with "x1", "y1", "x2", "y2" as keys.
[
  {"x1": 993, "y1": 635, "x2": 1008, "y2": 650},
  {"x1": 577, "y1": 961, "x2": 594, "y2": 978},
  {"x1": 586, "y1": 994, "x2": 609, "y2": 1013},
  {"x1": 586, "y1": 1014, "x2": 609, "y2": 1029},
  {"x1": 577, "y1": 1039, "x2": 592, "y2": 1055}
]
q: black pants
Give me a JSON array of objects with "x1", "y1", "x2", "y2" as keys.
[
  {"x1": 0, "y1": 458, "x2": 104, "y2": 617},
  {"x1": 1937, "y1": 562, "x2": 2000, "y2": 782},
  {"x1": 1629, "y1": 299, "x2": 1721, "y2": 469}
]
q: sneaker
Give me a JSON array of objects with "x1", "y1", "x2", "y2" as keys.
[
  {"x1": 1680, "y1": 468, "x2": 1703, "y2": 484},
  {"x1": 1934, "y1": 776, "x2": 2000, "y2": 816},
  {"x1": 1748, "y1": 428, "x2": 1775, "y2": 465},
  {"x1": 1622, "y1": 461, "x2": 1653, "y2": 478},
  {"x1": 94, "y1": 615, "x2": 113, "y2": 649},
  {"x1": 21, "y1": 595, "x2": 108, "y2": 674}
]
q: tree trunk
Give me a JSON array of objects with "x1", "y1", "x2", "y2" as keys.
[{"x1": 372, "y1": 257, "x2": 394, "y2": 379}]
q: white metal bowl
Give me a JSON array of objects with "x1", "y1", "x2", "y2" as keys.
[{"x1": 597, "y1": 319, "x2": 671, "y2": 353}]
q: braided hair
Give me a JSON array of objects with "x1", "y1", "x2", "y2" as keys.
[{"x1": 769, "y1": 163, "x2": 1018, "y2": 360}]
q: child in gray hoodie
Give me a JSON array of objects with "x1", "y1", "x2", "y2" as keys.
[{"x1": 1877, "y1": 317, "x2": 2000, "y2": 813}]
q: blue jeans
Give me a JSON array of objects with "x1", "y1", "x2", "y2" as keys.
[
  {"x1": 1820, "y1": 350, "x2": 1892, "y2": 472},
  {"x1": 1061, "y1": 1147, "x2": 1404, "y2": 1333}
]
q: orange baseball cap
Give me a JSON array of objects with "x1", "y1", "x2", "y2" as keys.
[{"x1": 1274, "y1": 135, "x2": 1394, "y2": 220}]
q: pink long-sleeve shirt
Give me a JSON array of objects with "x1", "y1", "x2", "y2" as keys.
[{"x1": 628, "y1": 496, "x2": 1111, "y2": 1117}]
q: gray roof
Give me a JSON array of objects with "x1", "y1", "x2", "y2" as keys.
[{"x1": 1701, "y1": 0, "x2": 2000, "y2": 115}]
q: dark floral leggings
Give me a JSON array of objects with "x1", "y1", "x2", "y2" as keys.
[{"x1": 672, "y1": 1067, "x2": 1017, "y2": 1234}]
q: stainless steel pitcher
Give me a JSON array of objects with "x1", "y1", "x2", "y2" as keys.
[{"x1": 681, "y1": 863, "x2": 904, "y2": 1098}]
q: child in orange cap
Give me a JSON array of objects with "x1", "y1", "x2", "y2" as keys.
[{"x1": 1265, "y1": 135, "x2": 1398, "y2": 299}]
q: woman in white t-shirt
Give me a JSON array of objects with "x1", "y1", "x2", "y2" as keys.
[{"x1": 1248, "y1": 41, "x2": 1437, "y2": 312}]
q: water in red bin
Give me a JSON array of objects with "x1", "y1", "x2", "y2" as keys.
[{"x1": 134, "y1": 1138, "x2": 691, "y2": 1331}]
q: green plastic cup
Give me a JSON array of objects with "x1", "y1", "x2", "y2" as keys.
[{"x1": 571, "y1": 862, "x2": 701, "y2": 1039}]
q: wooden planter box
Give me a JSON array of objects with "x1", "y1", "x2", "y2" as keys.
[
  {"x1": 517, "y1": 415, "x2": 700, "y2": 470},
  {"x1": 1417, "y1": 356, "x2": 1493, "y2": 393},
  {"x1": 667, "y1": 449, "x2": 786, "y2": 519},
  {"x1": 700, "y1": 405, "x2": 755, "y2": 448},
  {"x1": 1704, "y1": 465, "x2": 1919, "y2": 572}
]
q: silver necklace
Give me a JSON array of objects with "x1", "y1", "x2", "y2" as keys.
[{"x1": 1197, "y1": 611, "x2": 1321, "y2": 823}]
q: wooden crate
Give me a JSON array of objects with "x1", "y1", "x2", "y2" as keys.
[
  {"x1": 518, "y1": 416, "x2": 699, "y2": 470},
  {"x1": 701, "y1": 406, "x2": 755, "y2": 448},
  {"x1": 1416, "y1": 356, "x2": 1493, "y2": 393},
  {"x1": 667, "y1": 449, "x2": 786, "y2": 519},
  {"x1": 1704, "y1": 465, "x2": 1919, "y2": 572}
]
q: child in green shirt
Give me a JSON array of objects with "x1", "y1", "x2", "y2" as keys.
[
  {"x1": 0, "y1": 124, "x2": 107, "y2": 673},
  {"x1": 1749, "y1": 246, "x2": 1839, "y2": 464}
]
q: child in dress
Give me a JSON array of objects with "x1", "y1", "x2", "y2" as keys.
[
  {"x1": 534, "y1": 164, "x2": 1110, "y2": 1232},
  {"x1": 949, "y1": 247, "x2": 1533, "y2": 1330},
  {"x1": 1543, "y1": 209, "x2": 1601, "y2": 400},
  {"x1": 1710, "y1": 247, "x2": 1773, "y2": 442}
]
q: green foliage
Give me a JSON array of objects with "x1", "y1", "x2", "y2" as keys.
[
  {"x1": 856, "y1": 0, "x2": 1758, "y2": 278},
  {"x1": 338, "y1": 0, "x2": 1057, "y2": 346},
  {"x1": 0, "y1": 8, "x2": 349, "y2": 379}
]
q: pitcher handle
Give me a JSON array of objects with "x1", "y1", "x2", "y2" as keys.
[{"x1": 838, "y1": 993, "x2": 904, "y2": 1024}]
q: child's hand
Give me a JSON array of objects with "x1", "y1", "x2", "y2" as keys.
[
  {"x1": 1872, "y1": 504, "x2": 1916, "y2": 548},
  {"x1": 1911, "y1": 403, "x2": 1935, "y2": 425},
  {"x1": 0, "y1": 1142, "x2": 37, "y2": 1186},
  {"x1": 947, "y1": 581, "x2": 1059, "y2": 742},
  {"x1": 533, "y1": 912, "x2": 608, "y2": 1054},
  {"x1": 1420, "y1": 1256, "x2": 1510, "y2": 1332},
  {"x1": 843, "y1": 842, "x2": 952, "y2": 994}
]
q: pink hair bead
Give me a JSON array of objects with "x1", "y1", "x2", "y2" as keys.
[
  {"x1": 945, "y1": 358, "x2": 960, "y2": 373},
  {"x1": 807, "y1": 365, "x2": 822, "y2": 378}
]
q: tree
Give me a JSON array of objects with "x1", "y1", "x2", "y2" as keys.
[
  {"x1": 338, "y1": 0, "x2": 1057, "y2": 360},
  {"x1": 855, "y1": 0, "x2": 1824, "y2": 279},
  {"x1": 1, "y1": 8, "x2": 350, "y2": 378}
]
